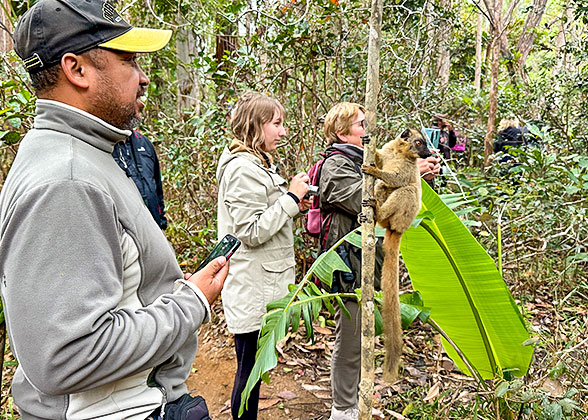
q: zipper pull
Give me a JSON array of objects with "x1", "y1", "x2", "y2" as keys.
[
  {"x1": 118, "y1": 148, "x2": 128, "y2": 170},
  {"x1": 160, "y1": 387, "x2": 167, "y2": 419}
]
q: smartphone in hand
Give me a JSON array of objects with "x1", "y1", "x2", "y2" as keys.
[{"x1": 195, "y1": 234, "x2": 241, "y2": 272}]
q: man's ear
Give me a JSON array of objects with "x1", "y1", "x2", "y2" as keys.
[{"x1": 60, "y1": 53, "x2": 91, "y2": 89}]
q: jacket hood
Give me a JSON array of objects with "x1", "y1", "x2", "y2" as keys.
[
  {"x1": 216, "y1": 145, "x2": 263, "y2": 183},
  {"x1": 325, "y1": 143, "x2": 364, "y2": 164}
]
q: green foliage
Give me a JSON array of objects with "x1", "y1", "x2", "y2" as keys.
[
  {"x1": 0, "y1": 57, "x2": 36, "y2": 150},
  {"x1": 236, "y1": 224, "x2": 434, "y2": 416},
  {"x1": 455, "y1": 126, "x2": 588, "y2": 288},
  {"x1": 493, "y1": 379, "x2": 585, "y2": 420}
]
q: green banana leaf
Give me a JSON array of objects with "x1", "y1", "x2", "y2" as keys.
[{"x1": 400, "y1": 180, "x2": 533, "y2": 379}]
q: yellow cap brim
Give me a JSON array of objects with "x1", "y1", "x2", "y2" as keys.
[{"x1": 98, "y1": 28, "x2": 172, "y2": 53}]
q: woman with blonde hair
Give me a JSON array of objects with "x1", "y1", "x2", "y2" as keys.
[
  {"x1": 216, "y1": 91, "x2": 311, "y2": 419},
  {"x1": 320, "y1": 102, "x2": 439, "y2": 420}
]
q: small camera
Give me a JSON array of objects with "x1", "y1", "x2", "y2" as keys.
[{"x1": 304, "y1": 185, "x2": 319, "y2": 199}]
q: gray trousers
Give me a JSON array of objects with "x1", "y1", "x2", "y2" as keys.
[{"x1": 331, "y1": 299, "x2": 361, "y2": 410}]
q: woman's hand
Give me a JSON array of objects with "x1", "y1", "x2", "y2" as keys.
[
  {"x1": 418, "y1": 155, "x2": 440, "y2": 181},
  {"x1": 288, "y1": 172, "x2": 310, "y2": 200},
  {"x1": 298, "y1": 198, "x2": 312, "y2": 212}
]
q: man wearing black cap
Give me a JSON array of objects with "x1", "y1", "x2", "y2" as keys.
[{"x1": 0, "y1": 1, "x2": 227, "y2": 419}]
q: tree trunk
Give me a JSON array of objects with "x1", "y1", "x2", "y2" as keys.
[
  {"x1": 214, "y1": 15, "x2": 238, "y2": 99},
  {"x1": 422, "y1": 0, "x2": 437, "y2": 87},
  {"x1": 435, "y1": 0, "x2": 453, "y2": 87},
  {"x1": 0, "y1": 0, "x2": 13, "y2": 54},
  {"x1": 176, "y1": 25, "x2": 201, "y2": 117},
  {"x1": 515, "y1": 0, "x2": 548, "y2": 78},
  {"x1": 474, "y1": 10, "x2": 483, "y2": 93},
  {"x1": 552, "y1": 5, "x2": 573, "y2": 79},
  {"x1": 359, "y1": 0, "x2": 383, "y2": 418},
  {"x1": 484, "y1": 0, "x2": 502, "y2": 167}
]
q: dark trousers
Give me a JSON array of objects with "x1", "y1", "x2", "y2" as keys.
[{"x1": 231, "y1": 331, "x2": 261, "y2": 420}]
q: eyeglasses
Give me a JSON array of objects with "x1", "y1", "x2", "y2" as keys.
[{"x1": 352, "y1": 119, "x2": 366, "y2": 129}]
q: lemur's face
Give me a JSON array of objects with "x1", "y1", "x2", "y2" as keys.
[{"x1": 400, "y1": 128, "x2": 432, "y2": 159}]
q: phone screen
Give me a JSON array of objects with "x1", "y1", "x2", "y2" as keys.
[{"x1": 195, "y1": 234, "x2": 241, "y2": 272}]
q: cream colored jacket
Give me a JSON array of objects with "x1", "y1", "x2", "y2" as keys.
[{"x1": 217, "y1": 148, "x2": 299, "y2": 333}]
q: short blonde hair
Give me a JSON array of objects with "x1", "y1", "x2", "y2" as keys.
[
  {"x1": 324, "y1": 102, "x2": 365, "y2": 146},
  {"x1": 498, "y1": 118, "x2": 520, "y2": 132},
  {"x1": 231, "y1": 92, "x2": 285, "y2": 153}
]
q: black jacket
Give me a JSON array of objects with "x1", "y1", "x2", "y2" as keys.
[
  {"x1": 113, "y1": 131, "x2": 167, "y2": 230},
  {"x1": 495, "y1": 126, "x2": 525, "y2": 153}
]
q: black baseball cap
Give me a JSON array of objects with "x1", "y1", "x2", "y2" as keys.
[{"x1": 14, "y1": 0, "x2": 171, "y2": 73}]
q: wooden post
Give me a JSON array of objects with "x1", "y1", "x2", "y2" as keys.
[{"x1": 358, "y1": 0, "x2": 383, "y2": 418}]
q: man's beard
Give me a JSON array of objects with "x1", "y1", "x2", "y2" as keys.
[
  {"x1": 90, "y1": 73, "x2": 143, "y2": 130},
  {"x1": 96, "y1": 101, "x2": 141, "y2": 130}
]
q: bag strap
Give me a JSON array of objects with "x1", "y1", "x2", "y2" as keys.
[
  {"x1": 316, "y1": 150, "x2": 361, "y2": 187},
  {"x1": 318, "y1": 150, "x2": 361, "y2": 247}
]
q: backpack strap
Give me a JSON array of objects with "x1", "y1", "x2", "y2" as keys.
[
  {"x1": 315, "y1": 150, "x2": 360, "y2": 187},
  {"x1": 129, "y1": 131, "x2": 144, "y2": 176}
]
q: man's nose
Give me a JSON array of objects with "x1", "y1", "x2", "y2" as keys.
[{"x1": 138, "y1": 66, "x2": 149, "y2": 87}]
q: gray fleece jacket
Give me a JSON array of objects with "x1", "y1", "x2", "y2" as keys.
[{"x1": 0, "y1": 100, "x2": 210, "y2": 420}]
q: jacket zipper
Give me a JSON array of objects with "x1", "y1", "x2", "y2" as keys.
[{"x1": 147, "y1": 367, "x2": 167, "y2": 419}]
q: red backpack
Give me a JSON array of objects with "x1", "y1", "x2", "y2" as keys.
[{"x1": 304, "y1": 151, "x2": 346, "y2": 246}]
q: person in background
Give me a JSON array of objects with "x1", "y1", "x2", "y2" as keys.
[
  {"x1": 216, "y1": 91, "x2": 312, "y2": 420},
  {"x1": 113, "y1": 130, "x2": 168, "y2": 229},
  {"x1": 431, "y1": 114, "x2": 457, "y2": 160},
  {"x1": 319, "y1": 102, "x2": 440, "y2": 420},
  {"x1": 495, "y1": 118, "x2": 524, "y2": 154},
  {"x1": 0, "y1": 1, "x2": 227, "y2": 418}
]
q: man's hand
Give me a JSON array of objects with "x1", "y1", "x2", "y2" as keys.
[
  {"x1": 418, "y1": 155, "x2": 440, "y2": 181},
  {"x1": 185, "y1": 257, "x2": 229, "y2": 304}
]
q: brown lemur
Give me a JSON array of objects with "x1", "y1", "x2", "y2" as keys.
[{"x1": 362, "y1": 128, "x2": 431, "y2": 382}]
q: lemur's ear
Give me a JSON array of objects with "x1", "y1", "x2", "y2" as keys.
[{"x1": 400, "y1": 128, "x2": 411, "y2": 139}]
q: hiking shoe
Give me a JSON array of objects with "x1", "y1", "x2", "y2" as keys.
[{"x1": 329, "y1": 405, "x2": 359, "y2": 420}]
